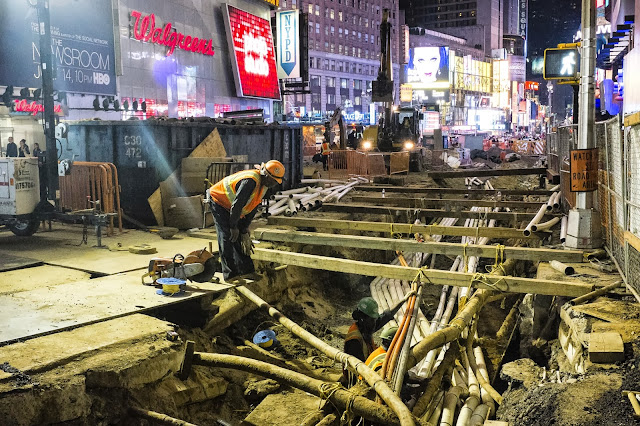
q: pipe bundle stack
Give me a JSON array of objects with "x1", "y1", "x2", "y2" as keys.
[{"x1": 262, "y1": 177, "x2": 368, "y2": 217}]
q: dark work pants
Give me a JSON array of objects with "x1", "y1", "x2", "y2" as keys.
[
  {"x1": 210, "y1": 202, "x2": 255, "y2": 280},
  {"x1": 321, "y1": 154, "x2": 328, "y2": 170}
]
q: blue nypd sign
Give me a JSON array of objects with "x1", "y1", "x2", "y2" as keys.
[{"x1": 276, "y1": 10, "x2": 300, "y2": 79}]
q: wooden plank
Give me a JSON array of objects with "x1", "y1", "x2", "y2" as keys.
[
  {"x1": 428, "y1": 167, "x2": 547, "y2": 179},
  {"x1": 266, "y1": 216, "x2": 540, "y2": 240},
  {"x1": 351, "y1": 196, "x2": 542, "y2": 210},
  {"x1": 624, "y1": 231, "x2": 640, "y2": 253},
  {"x1": 254, "y1": 229, "x2": 585, "y2": 262},
  {"x1": 356, "y1": 186, "x2": 554, "y2": 196},
  {"x1": 251, "y1": 248, "x2": 594, "y2": 297},
  {"x1": 321, "y1": 203, "x2": 549, "y2": 222}
]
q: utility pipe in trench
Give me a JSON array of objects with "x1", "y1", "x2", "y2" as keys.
[
  {"x1": 234, "y1": 286, "x2": 416, "y2": 426},
  {"x1": 523, "y1": 204, "x2": 548, "y2": 236},
  {"x1": 191, "y1": 353, "x2": 401, "y2": 425}
]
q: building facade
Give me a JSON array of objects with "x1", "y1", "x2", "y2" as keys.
[
  {"x1": 278, "y1": 0, "x2": 401, "y2": 121},
  {"x1": 0, "y1": 0, "x2": 281, "y2": 147}
]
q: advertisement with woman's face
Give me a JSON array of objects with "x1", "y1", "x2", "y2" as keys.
[{"x1": 406, "y1": 46, "x2": 450, "y2": 89}]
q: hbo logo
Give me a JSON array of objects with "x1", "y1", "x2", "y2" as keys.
[{"x1": 93, "y1": 72, "x2": 111, "y2": 85}]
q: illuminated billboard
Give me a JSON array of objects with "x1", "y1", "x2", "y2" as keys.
[
  {"x1": 405, "y1": 47, "x2": 450, "y2": 89},
  {"x1": 223, "y1": 4, "x2": 281, "y2": 100}
]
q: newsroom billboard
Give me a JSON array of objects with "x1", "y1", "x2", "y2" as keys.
[
  {"x1": 405, "y1": 47, "x2": 450, "y2": 90},
  {"x1": 222, "y1": 4, "x2": 281, "y2": 100},
  {"x1": 0, "y1": 0, "x2": 116, "y2": 95}
]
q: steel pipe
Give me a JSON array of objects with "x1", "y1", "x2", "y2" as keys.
[{"x1": 523, "y1": 204, "x2": 548, "y2": 236}]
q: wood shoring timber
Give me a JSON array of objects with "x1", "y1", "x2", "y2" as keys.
[
  {"x1": 350, "y1": 196, "x2": 544, "y2": 210},
  {"x1": 191, "y1": 353, "x2": 403, "y2": 425},
  {"x1": 356, "y1": 186, "x2": 555, "y2": 196},
  {"x1": 321, "y1": 203, "x2": 552, "y2": 222},
  {"x1": 251, "y1": 248, "x2": 594, "y2": 297},
  {"x1": 266, "y1": 216, "x2": 541, "y2": 240},
  {"x1": 232, "y1": 286, "x2": 416, "y2": 426},
  {"x1": 254, "y1": 228, "x2": 584, "y2": 262},
  {"x1": 427, "y1": 167, "x2": 547, "y2": 179}
]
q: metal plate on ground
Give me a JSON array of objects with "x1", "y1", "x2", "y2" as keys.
[
  {"x1": 0, "y1": 254, "x2": 42, "y2": 272},
  {"x1": 0, "y1": 270, "x2": 233, "y2": 346}
]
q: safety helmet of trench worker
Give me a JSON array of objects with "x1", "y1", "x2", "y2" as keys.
[
  {"x1": 380, "y1": 325, "x2": 399, "y2": 342},
  {"x1": 260, "y1": 160, "x2": 285, "y2": 184},
  {"x1": 356, "y1": 297, "x2": 380, "y2": 319}
]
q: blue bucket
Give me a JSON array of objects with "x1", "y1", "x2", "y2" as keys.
[{"x1": 253, "y1": 330, "x2": 277, "y2": 349}]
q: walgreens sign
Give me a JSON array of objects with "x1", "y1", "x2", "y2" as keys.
[
  {"x1": 222, "y1": 4, "x2": 280, "y2": 100},
  {"x1": 130, "y1": 10, "x2": 215, "y2": 56}
]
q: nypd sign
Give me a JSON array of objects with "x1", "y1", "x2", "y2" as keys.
[{"x1": 276, "y1": 10, "x2": 300, "y2": 79}]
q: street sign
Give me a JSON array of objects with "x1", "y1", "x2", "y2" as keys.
[
  {"x1": 544, "y1": 48, "x2": 580, "y2": 80},
  {"x1": 570, "y1": 148, "x2": 598, "y2": 192}
]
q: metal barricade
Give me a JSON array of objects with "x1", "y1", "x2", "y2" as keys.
[
  {"x1": 389, "y1": 152, "x2": 410, "y2": 174},
  {"x1": 328, "y1": 150, "x2": 409, "y2": 179},
  {"x1": 58, "y1": 161, "x2": 123, "y2": 234}
]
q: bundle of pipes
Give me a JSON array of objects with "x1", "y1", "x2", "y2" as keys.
[
  {"x1": 523, "y1": 195, "x2": 562, "y2": 236},
  {"x1": 263, "y1": 177, "x2": 368, "y2": 217}
]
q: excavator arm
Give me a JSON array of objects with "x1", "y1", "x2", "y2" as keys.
[{"x1": 325, "y1": 106, "x2": 346, "y2": 149}]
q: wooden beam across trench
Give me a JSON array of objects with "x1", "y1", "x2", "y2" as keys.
[
  {"x1": 267, "y1": 216, "x2": 541, "y2": 239},
  {"x1": 428, "y1": 167, "x2": 548, "y2": 179},
  {"x1": 356, "y1": 186, "x2": 555, "y2": 197},
  {"x1": 251, "y1": 248, "x2": 594, "y2": 297},
  {"x1": 350, "y1": 196, "x2": 542, "y2": 210},
  {"x1": 321, "y1": 203, "x2": 554, "y2": 223},
  {"x1": 254, "y1": 228, "x2": 584, "y2": 262}
]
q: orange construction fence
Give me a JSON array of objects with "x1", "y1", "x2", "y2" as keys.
[
  {"x1": 59, "y1": 161, "x2": 123, "y2": 234},
  {"x1": 328, "y1": 150, "x2": 409, "y2": 179}
]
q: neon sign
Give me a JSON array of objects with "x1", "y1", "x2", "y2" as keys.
[
  {"x1": 130, "y1": 10, "x2": 215, "y2": 57},
  {"x1": 13, "y1": 100, "x2": 62, "y2": 115},
  {"x1": 223, "y1": 5, "x2": 280, "y2": 100}
]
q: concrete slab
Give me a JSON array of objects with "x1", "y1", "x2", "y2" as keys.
[
  {"x1": 0, "y1": 270, "x2": 232, "y2": 345},
  {"x1": 243, "y1": 390, "x2": 321, "y2": 426},
  {"x1": 0, "y1": 265, "x2": 90, "y2": 295},
  {"x1": 0, "y1": 314, "x2": 174, "y2": 377},
  {"x1": 0, "y1": 225, "x2": 219, "y2": 275}
]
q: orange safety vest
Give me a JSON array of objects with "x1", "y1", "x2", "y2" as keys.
[
  {"x1": 364, "y1": 347, "x2": 387, "y2": 373},
  {"x1": 209, "y1": 169, "x2": 267, "y2": 218},
  {"x1": 321, "y1": 142, "x2": 331, "y2": 156},
  {"x1": 345, "y1": 323, "x2": 376, "y2": 360}
]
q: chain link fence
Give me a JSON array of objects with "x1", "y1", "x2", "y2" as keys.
[{"x1": 596, "y1": 115, "x2": 640, "y2": 299}]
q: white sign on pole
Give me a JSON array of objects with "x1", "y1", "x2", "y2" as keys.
[{"x1": 276, "y1": 10, "x2": 300, "y2": 79}]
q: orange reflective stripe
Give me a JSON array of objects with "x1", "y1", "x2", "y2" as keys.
[
  {"x1": 209, "y1": 169, "x2": 265, "y2": 217},
  {"x1": 365, "y1": 347, "x2": 387, "y2": 373},
  {"x1": 345, "y1": 323, "x2": 375, "y2": 360}
]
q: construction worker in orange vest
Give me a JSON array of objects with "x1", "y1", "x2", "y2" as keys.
[
  {"x1": 320, "y1": 140, "x2": 331, "y2": 171},
  {"x1": 342, "y1": 295, "x2": 413, "y2": 386},
  {"x1": 365, "y1": 325, "x2": 398, "y2": 374},
  {"x1": 209, "y1": 160, "x2": 285, "y2": 281}
]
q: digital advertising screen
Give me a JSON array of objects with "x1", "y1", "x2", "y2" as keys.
[
  {"x1": 223, "y1": 4, "x2": 281, "y2": 100},
  {"x1": 405, "y1": 46, "x2": 450, "y2": 89},
  {"x1": 0, "y1": 0, "x2": 117, "y2": 95}
]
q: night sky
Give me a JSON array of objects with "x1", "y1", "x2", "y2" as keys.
[{"x1": 528, "y1": 0, "x2": 582, "y2": 116}]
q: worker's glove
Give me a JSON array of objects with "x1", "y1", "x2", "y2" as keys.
[
  {"x1": 230, "y1": 227, "x2": 240, "y2": 243},
  {"x1": 240, "y1": 232, "x2": 254, "y2": 256}
]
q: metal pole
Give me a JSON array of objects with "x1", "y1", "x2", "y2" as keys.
[
  {"x1": 577, "y1": 0, "x2": 596, "y2": 209},
  {"x1": 37, "y1": 0, "x2": 58, "y2": 201}
]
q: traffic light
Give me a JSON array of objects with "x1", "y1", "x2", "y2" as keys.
[
  {"x1": 1, "y1": 86, "x2": 12, "y2": 105},
  {"x1": 113, "y1": 100, "x2": 120, "y2": 111},
  {"x1": 93, "y1": 97, "x2": 100, "y2": 111},
  {"x1": 141, "y1": 100, "x2": 147, "y2": 112},
  {"x1": 123, "y1": 99, "x2": 129, "y2": 111},
  {"x1": 102, "y1": 98, "x2": 109, "y2": 111}
]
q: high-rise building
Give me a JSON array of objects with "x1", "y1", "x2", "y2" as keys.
[
  {"x1": 401, "y1": 0, "x2": 504, "y2": 57},
  {"x1": 278, "y1": 0, "x2": 400, "y2": 120}
]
